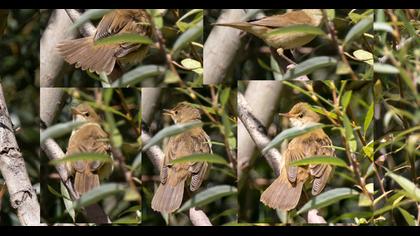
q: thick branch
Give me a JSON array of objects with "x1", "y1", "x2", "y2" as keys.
[
  {"x1": 40, "y1": 9, "x2": 78, "y2": 87},
  {"x1": 141, "y1": 129, "x2": 164, "y2": 171},
  {"x1": 64, "y1": 9, "x2": 96, "y2": 37},
  {"x1": 0, "y1": 85, "x2": 40, "y2": 225},
  {"x1": 141, "y1": 88, "x2": 162, "y2": 124},
  {"x1": 237, "y1": 92, "x2": 282, "y2": 176},
  {"x1": 237, "y1": 82, "x2": 283, "y2": 177}
]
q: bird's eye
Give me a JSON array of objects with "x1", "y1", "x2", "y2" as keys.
[
  {"x1": 174, "y1": 111, "x2": 178, "y2": 115},
  {"x1": 298, "y1": 113, "x2": 303, "y2": 118},
  {"x1": 84, "y1": 112, "x2": 90, "y2": 117}
]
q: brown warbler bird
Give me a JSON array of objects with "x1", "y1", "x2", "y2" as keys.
[
  {"x1": 260, "y1": 102, "x2": 334, "y2": 210},
  {"x1": 151, "y1": 102, "x2": 211, "y2": 213},
  {"x1": 214, "y1": 9, "x2": 323, "y2": 63},
  {"x1": 57, "y1": 9, "x2": 152, "y2": 75},
  {"x1": 66, "y1": 103, "x2": 113, "y2": 195}
]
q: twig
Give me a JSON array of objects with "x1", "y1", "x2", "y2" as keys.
[
  {"x1": 0, "y1": 85, "x2": 40, "y2": 225},
  {"x1": 237, "y1": 92, "x2": 282, "y2": 176},
  {"x1": 64, "y1": 9, "x2": 96, "y2": 37}
]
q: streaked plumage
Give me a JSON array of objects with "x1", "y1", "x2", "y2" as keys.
[
  {"x1": 151, "y1": 102, "x2": 211, "y2": 213},
  {"x1": 260, "y1": 102, "x2": 334, "y2": 210},
  {"x1": 57, "y1": 9, "x2": 152, "y2": 75}
]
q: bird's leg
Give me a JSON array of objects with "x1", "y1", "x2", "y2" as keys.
[{"x1": 276, "y1": 48, "x2": 297, "y2": 65}]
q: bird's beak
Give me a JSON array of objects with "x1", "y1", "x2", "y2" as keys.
[
  {"x1": 279, "y1": 112, "x2": 293, "y2": 118},
  {"x1": 163, "y1": 109, "x2": 174, "y2": 116}
]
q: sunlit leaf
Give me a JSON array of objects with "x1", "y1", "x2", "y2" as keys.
[
  {"x1": 95, "y1": 33, "x2": 153, "y2": 46},
  {"x1": 353, "y1": 49, "x2": 373, "y2": 65},
  {"x1": 290, "y1": 156, "x2": 347, "y2": 168},
  {"x1": 387, "y1": 171, "x2": 420, "y2": 202}
]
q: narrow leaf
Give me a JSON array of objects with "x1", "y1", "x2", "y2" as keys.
[
  {"x1": 364, "y1": 102, "x2": 374, "y2": 135},
  {"x1": 282, "y1": 57, "x2": 338, "y2": 80},
  {"x1": 170, "y1": 153, "x2": 228, "y2": 165},
  {"x1": 95, "y1": 33, "x2": 153, "y2": 46},
  {"x1": 297, "y1": 188, "x2": 359, "y2": 214},
  {"x1": 290, "y1": 156, "x2": 347, "y2": 168},
  {"x1": 73, "y1": 183, "x2": 127, "y2": 209},
  {"x1": 344, "y1": 16, "x2": 373, "y2": 48},
  {"x1": 172, "y1": 20, "x2": 203, "y2": 59},
  {"x1": 262, "y1": 123, "x2": 327, "y2": 153},
  {"x1": 373, "y1": 63, "x2": 399, "y2": 74},
  {"x1": 177, "y1": 185, "x2": 237, "y2": 212},
  {"x1": 40, "y1": 120, "x2": 86, "y2": 143},
  {"x1": 70, "y1": 9, "x2": 113, "y2": 31},
  {"x1": 341, "y1": 91, "x2": 352, "y2": 111},
  {"x1": 142, "y1": 120, "x2": 203, "y2": 151},
  {"x1": 49, "y1": 153, "x2": 112, "y2": 166},
  {"x1": 266, "y1": 24, "x2": 325, "y2": 36},
  {"x1": 111, "y1": 65, "x2": 166, "y2": 87},
  {"x1": 387, "y1": 171, "x2": 420, "y2": 202}
]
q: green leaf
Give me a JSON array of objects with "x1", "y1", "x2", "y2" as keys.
[
  {"x1": 40, "y1": 120, "x2": 86, "y2": 143},
  {"x1": 47, "y1": 185, "x2": 65, "y2": 199},
  {"x1": 353, "y1": 49, "x2": 373, "y2": 65},
  {"x1": 326, "y1": 9, "x2": 335, "y2": 21},
  {"x1": 398, "y1": 207, "x2": 417, "y2": 226},
  {"x1": 282, "y1": 56, "x2": 338, "y2": 80},
  {"x1": 181, "y1": 58, "x2": 203, "y2": 74},
  {"x1": 373, "y1": 22, "x2": 393, "y2": 33},
  {"x1": 362, "y1": 141, "x2": 374, "y2": 161},
  {"x1": 343, "y1": 16, "x2": 373, "y2": 48},
  {"x1": 70, "y1": 9, "x2": 113, "y2": 31},
  {"x1": 373, "y1": 63, "x2": 399, "y2": 74},
  {"x1": 262, "y1": 123, "x2": 327, "y2": 153},
  {"x1": 177, "y1": 185, "x2": 237, "y2": 212},
  {"x1": 113, "y1": 216, "x2": 141, "y2": 225},
  {"x1": 170, "y1": 153, "x2": 228, "y2": 165},
  {"x1": 341, "y1": 91, "x2": 352, "y2": 111},
  {"x1": 111, "y1": 65, "x2": 166, "y2": 87},
  {"x1": 297, "y1": 188, "x2": 359, "y2": 214},
  {"x1": 61, "y1": 182, "x2": 76, "y2": 222},
  {"x1": 95, "y1": 33, "x2": 153, "y2": 46},
  {"x1": 266, "y1": 24, "x2": 325, "y2": 36},
  {"x1": 73, "y1": 183, "x2": 127, "y2": 209},
  {"x1": 142, "y1": 120, "x2": 203, "y2": 151},
  {"x1": 172, "y1": 20, "x2": 203, "y2": 59},
  {"x1": 49, "y1": 153, "x2": 112, "y2": 166},
  {"x1": 290, "y1": 156, "x2": 347, "y2": 168},
  {"x1": 386, "y1": 171, "x2": 420, "y2": 202},
  {"x1": 364, "y1": 102, "x2": 374, "y2": 135},
  {"x1": 342, "y1": 115, "x2": 357, "y2": 153}
]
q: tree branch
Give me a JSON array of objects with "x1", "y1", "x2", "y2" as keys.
[
  {"x1": 0, "y1": 84, "x2": 40, "y2": 225},
  {"x1": 237, "y1": 82, "x2": 283, "y2": 177}
]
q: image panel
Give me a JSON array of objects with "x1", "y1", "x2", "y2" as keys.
[
  {"x1": 237, "y1": 80, "x2": 374, "y2": 225},
  {"x1": 40, "y1": 87, "x2": 141, "y2": 224},
  {"x1": 0, "y1": 9, "x2": 40, "y2": 226},
  {"x1": 40, "y1": 9, "x2": 203, "y2": 88},
  {"x1": 373, "y1": 9, "x2": 419, "y2": 226},
  {"x1": 204, "y1": 9, "x2": 373, "y2": 83},
  {"x1": 141, "y1": 86, "x2": 237, "y2": 225}
]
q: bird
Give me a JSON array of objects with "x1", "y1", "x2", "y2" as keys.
[
  {"x1": 260, "y1": 102, "x2": 334, "y2": 211},
  {"x1": 66, "y1": 103, "x2": 113, "y2": 196},
  {"x1": 151, "y1": 102, "x2": 211, "y2": 213},
  {"x1": 57, "y1": 9, "x2": 152, "y2": 75},
  {"x1": 213, "y1": 9, "x2": 323, "y2": 64}
]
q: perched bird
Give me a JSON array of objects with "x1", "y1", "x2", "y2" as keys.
[
  {"x1": 151, "y1": 102, "x2": 211, "y2": 213},
  {"x1": 214, "y1": 9, "x2": 323, "y2": 64},
  {"x1": 260, "y1": 102, "x2": 334, "y2": 211},
  {"x1": 57, "y1": 9, "x2": 152, "y2": 75},
  {"x1": 66, "y1": 103, "x2": 112, "y2": 195}
]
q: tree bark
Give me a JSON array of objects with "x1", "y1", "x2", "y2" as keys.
[{"x1": 0, "y1": 84, "x2": 40, "y2": 225}]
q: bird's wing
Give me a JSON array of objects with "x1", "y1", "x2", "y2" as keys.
[
  {"x1": 250, "y1": 10, "x2": 314, "y2": 28},
  {"x1": 284, "y1": 140, "x2": 306, "y2": 184},
  {"x1": 94, "y1": 10, "x2": 130, "y2": 41},
  {"x1": 67, "y1": 123, "x2": 109, "y2": 173},
  {"x1": 305, "y1": 130, "x2": 335, "y2": 195}
]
